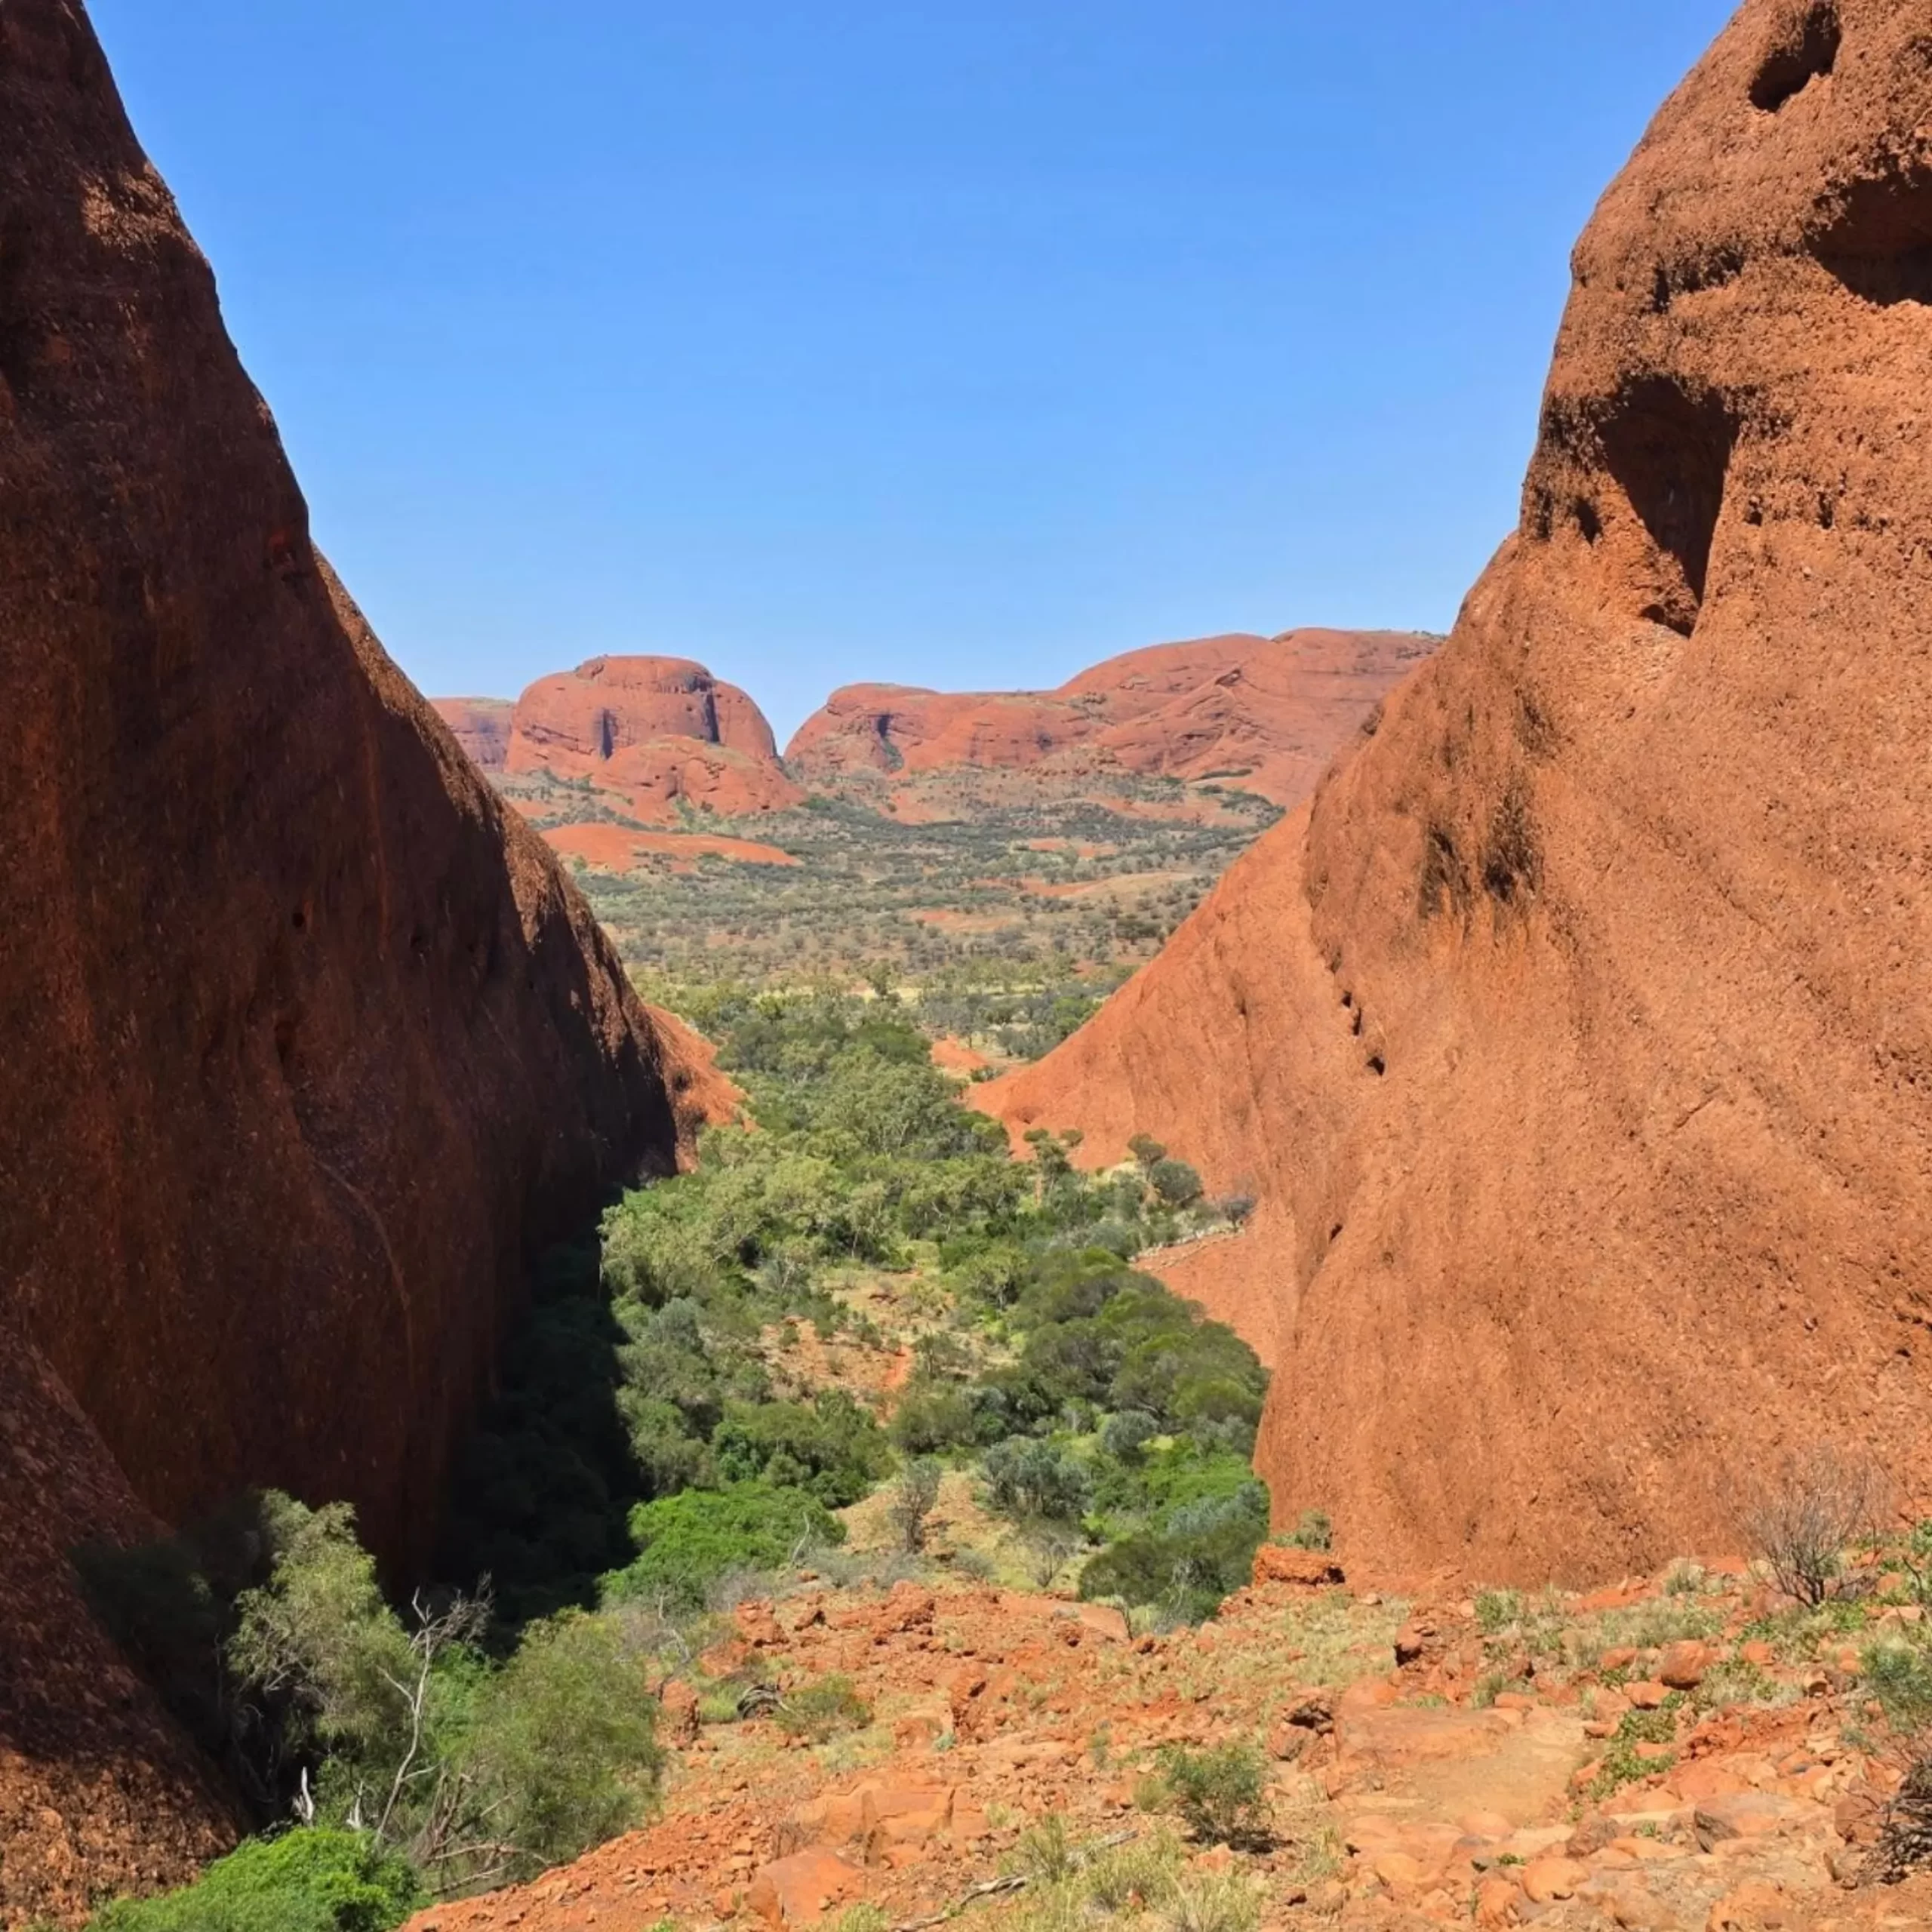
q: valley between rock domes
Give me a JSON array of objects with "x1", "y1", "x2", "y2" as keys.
[{"x1": 16, "y1": 1, "x2": 1932, "y2": 1930}]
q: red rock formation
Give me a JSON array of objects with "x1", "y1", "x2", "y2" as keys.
[
  {"x1": 504, "y1": 654, "x2": 803, "y2": 818},
  {"x1": 786, "y1": 631, "x2": 1437, "y2": 806},
  {"x1": 430, "y1": 696, "x2": 514, "y2": 769},
  {"x1": 0, "y1": 3, "x2": 719, "y2": 1914},
  {"x1": 600, "y1": 735, "x2": 808, "y2": 822},
  {"x1": 984, "y1": 0, "x2": 1932, "y2": 1586}
]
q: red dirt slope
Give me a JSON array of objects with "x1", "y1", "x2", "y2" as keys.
[
  {"x1": 983, "y1": 0, "x2": 1932, "y2": 1588},
  {"x1": 0, "y1": 3, "x2": 716, "y2": 1916},
  {"x1": 404, "y1": 1554, "x2": 1932, "y2": 1932},
  {"x1": 786, "y1": 629, "x2": 1437, "y2": 806},
  {"x1": 505, "y1": 656, "x2": 805, "y2": 821}
]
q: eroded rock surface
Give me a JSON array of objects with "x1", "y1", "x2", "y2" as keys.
[
  {"x1": 0, "y1": 1, "x2": 712, "y2": 1915},
  {"x1": 982, "y1": 0, "x2": 1932, "y2": 1586}
]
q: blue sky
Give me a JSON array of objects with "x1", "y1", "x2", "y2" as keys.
[{"x1": 91, "y1": 2, "x2": 1735, "y2": 741}]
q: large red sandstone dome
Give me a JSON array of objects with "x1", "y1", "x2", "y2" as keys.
[
  {"x1": 504, "y1": 655, "x2": 804, "y2": 820},
  {"x1": 787, "y1": 629, "x2": 1437, "y2": 807},
  {"x1": 984, "y1": 0, "x2": 1932, "y2": 1587}
]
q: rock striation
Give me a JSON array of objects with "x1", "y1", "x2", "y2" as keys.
[
  {"x1": 787, "y1": 630, "x2": 1437, "y2": 808},
  {"x1": 984, "y1": 0, "x2": 1932, "y2": 1586},
  {"x1": 0, "y1": 2, "x2": 716, "y2": 1915}
]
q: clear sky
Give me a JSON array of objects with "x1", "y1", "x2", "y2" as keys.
[{"x1": 89, "y1": 2, "x2": 1736, "y2": 742}]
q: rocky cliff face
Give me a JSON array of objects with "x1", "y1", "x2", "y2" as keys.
[
  {"x1": 0, "y1": 2, "x2": 712, "y2": 1916},
  {"x1": 431, "y1": 696, "x2": 515, "y2": 769},
  {"x1": 984, "y1": 0, "x2": 1932, "y2": 1586},
  {"x1": 787, "y1": 631, "x2": 1437, "y2": 807},
  {"x1": 503, "y1": 655, "x2": 804, "y2": 819}
]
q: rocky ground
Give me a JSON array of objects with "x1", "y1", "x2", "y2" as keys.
[{"x1": 401, "y1": 1549, "x2": 1932, "y2": 1932}]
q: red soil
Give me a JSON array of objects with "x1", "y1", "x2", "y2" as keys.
[
  {"x1": 543, "y1": 823, "x2": 803, "y2": 872},
  {"x1": 930, "y1": 1037, "x2": 992, "y2": 1078},
  {"x1": 405, "y1": 1556, "x2": 1932, "y2": 1932},
  {"x1": 982, "y1": 0, "x2": 1932, "y2": 1587}
]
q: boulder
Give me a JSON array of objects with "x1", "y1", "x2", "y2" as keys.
[
  {"x1": 746, "y1": 1849, "x2": 865, "y2": 1927},
  {"x1": 1252, "y1": 1545, "x2": 1346, "y2": 1589}
]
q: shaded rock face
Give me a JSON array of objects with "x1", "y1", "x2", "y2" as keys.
[
  {"x1": 431, "y1": 696, "x2": 514, "y2": 769},
  {"x1": 984, "y1": 0, "x2": 1932, "y2": 1586},
  {"x1": 0, "y1": 1, "x2": 710, "y2": 1912},
  {"x1": 787, "y1": 630, "x2": 1437, "y2": 807},
  {"x1": 504, "y1": 654, "x2": 804, "y2": 820}
]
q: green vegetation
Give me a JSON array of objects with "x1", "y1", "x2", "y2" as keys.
[
  {"x1": 509, "y1": 777, "x2": 1281, "y2": 993},
  {"x1": 1281, "y1": 1509, "x2": 1334, "y2": 1552},
  {"x1": 774, "y1": 1674, "x2": 873, "y2": 1742},
  {"x1": 1145, "y1": 1740, "x2": 1274, "y2": 1850},
  {"x1": 442, "y1": 986, "x2": 1267, "y2": 1632},
  {"x1": 87, "y1": 989, "x2": 1269, "y2": 1924},
  {"x1": 1588, "y1": 1701, "x2": 1681, "y2": 1800},
  {"x1": 88, "y1": 1830, "x2": 420, "y2": 1932},
  {"x1": 78, "y1": 1494, "x2": 663, "y2": 1921},
  {"x1": 605, "y1": 1484, "x2": 841, "y2": 1607}
]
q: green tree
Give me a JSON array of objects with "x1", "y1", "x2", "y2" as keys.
[
  {"x1": 981, "y1": 1438, "x2": 1091, "y2": 1523},
  {"x1": 1149, "y1": 1158, "x2": 1204, "y2": 1209},
  {"x1": 465, "y1": 1611, "x2": 665, "y2": 1875}
]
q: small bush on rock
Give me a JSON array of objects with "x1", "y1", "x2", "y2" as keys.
[
  {"x1": 774, "y1": 1674, "x2": 872, "y2": 1742},
  {"x1": 1149, "y1": 1740, "x2": 1272, "y2": 1850},
  {"x1": 1743, "y1": 1444, "x2": 1887, "y2": 1607}
]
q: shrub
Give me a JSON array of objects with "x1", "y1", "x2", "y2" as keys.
[
  {"x1": 226, "y1": 1502, "x2": 419, "y2": 1788},
  {"x1": 1872, "y1": 1757, "x2": 1932, "y2": 1881},
  {"x1": 774, "y1": 1674, "x2": 872, "y2": 1742},
  {"x1": 606, "y1": 1484, "x2": 841, "y2": 1608},
  {"x1": 1863, "y1": 1640, "x2": 1932, "y2": 1743},
  {"x1": 713, "y1": 1391, "x2": 891, "y2": 1506},
  {"x1": 1013, "y1": 1814, "x2": 1078, "y2": 1884},
  {"x1": 1080, "y1": 1483, "x2": 1267, "y2": 1625},
  {"x1": 981, "y1": 1439, "x2": 1091, "y2": 1523},
  {"x1": 890, "y1": 1384, "x2": 981, "y2": 1455},
  {"x1": 88, "y1": 1829, "x2": 420, "y2": 1932},
  {"x1": 1083, "y1": 1834, "x2": 1181, "y2": 1913},
  {"x1": 1100, "y1": 1410, "x2": 1160, "y2": 1463},
  {"x1": 1164, "y1": 1869, "x2": 1264, "y2": 1932},
  {"x1": 1743, "y1": 1444, "x2": 1887, "y2": 1607},
  {"x1": 1149, "y1": 1740, "x2": 1272, "y2": 1850},
  {"x1": 1475, "y1": 1589, "x2": 1524, "y2": 1635},
  {"x1": 889, "y1": 1460, "x2": 944, "y2": 1555},
  {"x1": 1017, "y1": 1518, "x2": 1085, "y2": 1590},
  {"x1": 1282, "y1": 1509, "x2": 1333, "y2": 1552}
]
